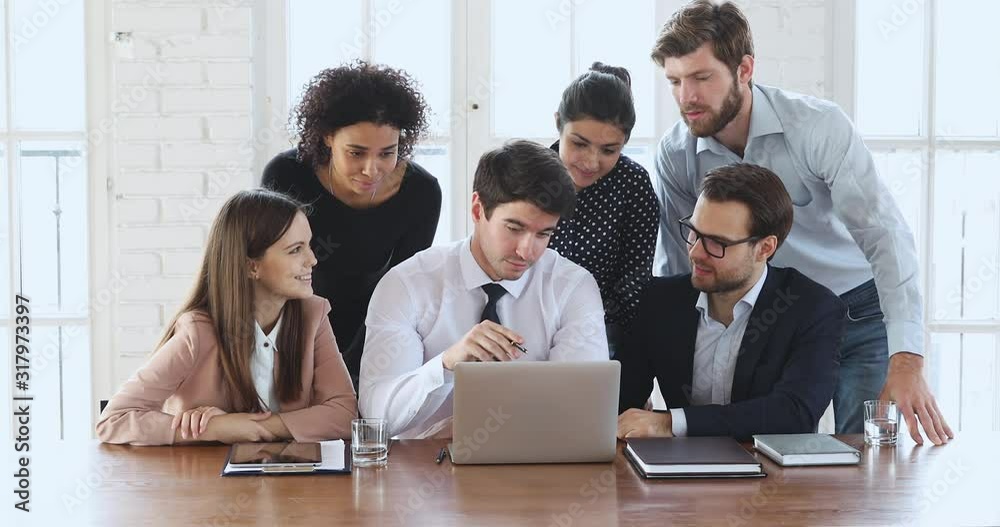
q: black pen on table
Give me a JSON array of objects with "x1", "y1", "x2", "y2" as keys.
[{"x1": 435, "y1": 447, "x2": 448, "y2": 464}]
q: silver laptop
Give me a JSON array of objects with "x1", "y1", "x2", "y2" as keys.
[{"x1": 448, "y1": 361, "x2": 620, "y2": 464}]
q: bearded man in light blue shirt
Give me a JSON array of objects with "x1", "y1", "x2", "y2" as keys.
[{"x1": 649, "y1": 0, "x2": 952, "y2": 444}]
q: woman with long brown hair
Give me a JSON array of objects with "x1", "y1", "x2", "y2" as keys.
[{"x1": 97, "y1": 189, "x2": 357, "y2": 445}]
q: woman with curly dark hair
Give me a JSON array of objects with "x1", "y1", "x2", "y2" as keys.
[{"x1": 263, "y1": 61, "x2": 442, "y2": 384}]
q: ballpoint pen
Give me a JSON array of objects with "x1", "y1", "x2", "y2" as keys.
[
  {"x1": 509, "y1": 340, "x2": 528, "y2": 354},
  {"x1": 435, "y1": 447, "x2": 448, "y2": 464}
]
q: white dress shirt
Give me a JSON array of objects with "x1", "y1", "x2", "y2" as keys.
[
  {"x1": 670, "y1": 267, "x2": 768, "y2": 436},
  {"x1": 359, "y1": 237, "x2": 609, "y2": 438},
  {"x1": 654, "y1": 83, "x2": 923, "y2": 356},
  {"x1": 252, "y1": 317, "x2": 281, "y2": 412}
]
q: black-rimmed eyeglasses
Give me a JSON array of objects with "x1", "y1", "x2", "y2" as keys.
[{"x1": 678, "y1": 215, "x2": 760, "y2": 259}]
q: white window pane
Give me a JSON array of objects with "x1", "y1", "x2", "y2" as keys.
[
  {"x1": 1, "y1": 329, "x2": 8, "y2": 427},
  {"x1": 936, "y1": 0, "x2": 1000, "y2": 137},
  {"x1": 870, "y1": 149, "x2": 924, "y2": 256},
  {"x1": 622, "y1": 144, "x2": 653, "y2": 179},
  {"x1": 931, "y1": 151, "x2": 1000, "y2": 321},
  {"x1": 492, "y1": 0, "x2": 570, "y2": 139},
  {"x1": 412, "y1": 145, "x2": 451, "y2": 244},
  {"x1": 373, "y1": 0, "x2": 451, "y2": 138},
  {"x1": 855, "y1": 0, "x2": 924, "y2": 137},
  {"x1": 575, "y1": 0, "x2": 656, "y2": 139},
  {"x1": 0, "y1": 146, "x2": 8, "y2": 319},
  {"x1": 19, "y1": 142, "x2": 89, "y2": 317},
  {"x1": 60, "y1": 324, "x2": 91, "y2": 439},
  {"x1": 287, "y1": 0, "x2": 364, "y2": 109},
  {"x1": 18, "y1": 325, "x2": 91, "y2": 441},
  {"x1": 959, "y1": 334, "x2": 997, "y2": 432},
  {"x1": 12, "y1": 0, "x2": 85, "y2": 130},
  {"x1": 0, "y1": 3, "x2": 7, "y2": 130},
  {"x1": 928, "y1": 334, "x2": 961, "y2": 430},
  {"x1": 29, "y1": 325, "x2": 63, "y2": 443}
]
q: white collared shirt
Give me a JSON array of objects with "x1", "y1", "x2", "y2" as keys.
[
  {"x1": 670, "y1": 267, "x2": 768, "y2": 436},
  {"x1": 359, "y1": 237, "x2": 609, "y2": 439},
  {"x1": 252, "y1": 317, "x2": 282, "y2": 412}
]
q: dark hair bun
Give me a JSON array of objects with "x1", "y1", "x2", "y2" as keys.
[{"x1": 590, "y1": 62, "x2": 631, "y2": 88}]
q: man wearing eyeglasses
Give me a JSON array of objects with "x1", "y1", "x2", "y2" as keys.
[
  {"x1": 648, "y1": 0, "x2": 953, "y2": 445},
  {"x1": 617, "y1": 164, "x2": 845, "y2": 440}
]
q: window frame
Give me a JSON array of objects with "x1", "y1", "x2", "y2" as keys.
[
  {"x1": 257, "y1": 0, "x2": 675, "y2": 242},
  {"x1": 851, "y1": 0, "x2": 1000, "y2": 430},
  {"x1": 0, "y1": 0, "x2": 110, "y2": 438}
]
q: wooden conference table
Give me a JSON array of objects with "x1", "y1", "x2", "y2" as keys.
[{"x1": 21, "y1": 433, "x2": 1000, "y2": 526}]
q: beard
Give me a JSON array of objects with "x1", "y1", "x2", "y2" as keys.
[
  {"x1": 683, "y1": 78, "x2": 744, "y2": 138},
  {"x1": 690, "y1": 256, "x2": 755, "y2": 294}
]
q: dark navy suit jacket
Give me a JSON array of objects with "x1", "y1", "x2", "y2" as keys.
[{"x1": 618, "y1": 265, "x2": 846, "y2": 440}]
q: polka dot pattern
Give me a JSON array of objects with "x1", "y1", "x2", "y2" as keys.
[{"x1": 549, "y1": 153, "x2": 660, "y2": 327}]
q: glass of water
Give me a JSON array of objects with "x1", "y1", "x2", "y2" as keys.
[
  {"x1": 352, "y1": 418, "x2": 388, "y2": 467},
  {"x1": 864, "y1": 400, "x2": 899, "y2": 446}
]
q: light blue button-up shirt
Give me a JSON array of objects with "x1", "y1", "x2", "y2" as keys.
[{"x1": 653, "y1": 83, "x2": 923, "y2": 357}]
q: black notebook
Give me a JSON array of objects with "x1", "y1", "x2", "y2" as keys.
[{"x1": 624, "y1": 437, "x2": 765, "y2": 479}]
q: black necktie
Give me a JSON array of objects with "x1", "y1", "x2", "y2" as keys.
[{"x1": 480, "y1": 283, "x2": 508, "y2": 325}]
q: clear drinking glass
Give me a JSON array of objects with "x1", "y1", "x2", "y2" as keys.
[
  {"x1": 351, "y1": 418, "x2": 388, "y2": 467},
  {"x1": 864, "y1": 400, "x2": 899, "y2": 446}
]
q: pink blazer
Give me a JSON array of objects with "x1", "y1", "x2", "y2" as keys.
[{"x1": 97, "y1": 296, "x2": 358, "y2": 445}]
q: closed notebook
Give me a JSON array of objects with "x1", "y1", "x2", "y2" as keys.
[
  {"x1": 624, "y1": 437, "x2": 764, "y2": 479},
  {"x1": 752, "y1": 434, "x2": 861, "y2": 466}
]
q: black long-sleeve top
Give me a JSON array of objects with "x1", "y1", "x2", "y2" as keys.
[
  {"x1": 548, "y1": 145, "x2": 659, "y2": 328},
  {"x1": 262, "y1": 149, "x2": 442, "y2": 377}
]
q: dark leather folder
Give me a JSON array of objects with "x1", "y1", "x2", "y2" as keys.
[{"x1": 624, "y1": 437, "x2": 765, "y2": 479}]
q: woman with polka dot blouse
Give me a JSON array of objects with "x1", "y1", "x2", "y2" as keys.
[{"x1": 549, "y1": 62, "x2": 660, "y2": 357}]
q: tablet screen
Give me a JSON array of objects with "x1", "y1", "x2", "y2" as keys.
[{"x1": 230, "y1": 442, "x2": 322, "y2": 466}]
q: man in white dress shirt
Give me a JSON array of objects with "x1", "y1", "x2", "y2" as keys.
[{"x1": 359, "y1": 140, "x2": 609, "y2": 438}]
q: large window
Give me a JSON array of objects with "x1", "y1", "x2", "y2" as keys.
[
  {"x1": 1, "y1": 0, "x2": 91, "y2": 440},
  {"x1": 263, "y1": 0, "x2": 682, "y2": 242},
  {"x1": 857, "y1": 0, "x2": 1000, "y2": 431}
]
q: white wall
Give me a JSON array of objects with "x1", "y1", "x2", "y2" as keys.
[
  {"x1": 104, "y1": 0, "x2": 255, "y2": 392},
  {"x1": 97, "y1": 0, "x2": 836, "y2": 403}
]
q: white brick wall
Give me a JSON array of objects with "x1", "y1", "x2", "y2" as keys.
[
  {"x1": 743, "y1": 0, "x2": 829, "y2": 97},
  {"x1": 110, "y1": 0, "x2": 255, "y2": 381}
]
